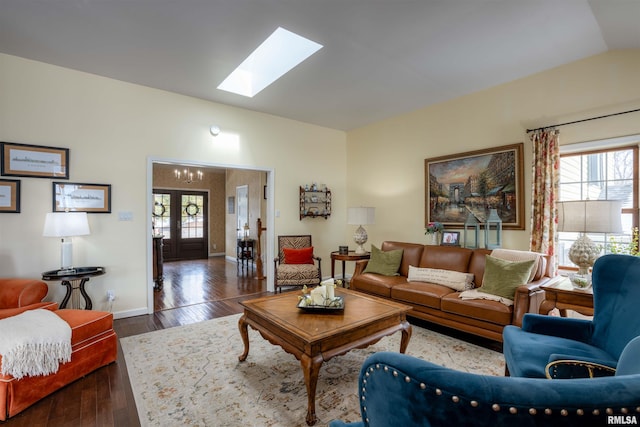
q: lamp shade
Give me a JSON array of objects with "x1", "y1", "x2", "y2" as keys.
[
  {"x1": 558, "y1": 200, "x2": 623, "y2": 233},
  {"x1": 43, "y1": 212, "x2": 91, "y2": 237},
  {"x1": 348, "y1": 207, "x2": 375, "y2": 225}
]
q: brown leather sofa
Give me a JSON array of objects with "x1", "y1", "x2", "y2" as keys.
[
  {"x1": 0, "y1": 279, "x2": 117, "y2": 420},
  {"x1": 350, "y1": 242, "x2": 553, "y2": 342}
]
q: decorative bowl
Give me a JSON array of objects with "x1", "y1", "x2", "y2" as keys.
[{"x1": 569, "y1": 273, "x2": 592, "y2": 290}]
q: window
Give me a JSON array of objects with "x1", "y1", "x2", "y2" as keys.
[{"x1": 558, "y1": 143, "x2": 638, "y2": 268}]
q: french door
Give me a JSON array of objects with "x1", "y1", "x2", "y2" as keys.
[{"x1": 152, "y1": 189, "x2": 208, "y2": 261}]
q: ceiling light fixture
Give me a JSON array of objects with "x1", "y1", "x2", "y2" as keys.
[
  {"x1": 210, "y1": 125, "x2": 221, "y2": 136},
  {"x1": 217, "y1": 27, "x2": 323, "y2": 98}
]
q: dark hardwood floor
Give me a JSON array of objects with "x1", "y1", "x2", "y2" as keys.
[{"x1": 3, "y1": 257, "x2": 270, "y2": 427}]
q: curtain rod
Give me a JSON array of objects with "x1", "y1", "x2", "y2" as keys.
[{"x1": 526, "y1": 108, "x2": 640, "y2": 133}]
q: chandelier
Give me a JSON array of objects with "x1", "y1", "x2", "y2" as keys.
[{"x1": 174, "y1": 167, "x2": 203, "y2": 184}]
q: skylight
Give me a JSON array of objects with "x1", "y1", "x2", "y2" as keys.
[{"x1": 217, "y1": 27, "x2": 323, "y2": 98}]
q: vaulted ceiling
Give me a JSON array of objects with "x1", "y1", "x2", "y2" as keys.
[{"x1": 1, "y1": 1, "x2": 639, "y2": 131}]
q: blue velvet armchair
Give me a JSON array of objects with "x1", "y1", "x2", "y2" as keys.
[
  {"x1": 329, "y1": 339, "x2": 640, "y2": 427},
  {"x1": 503, "y1": 254, "x2": 640, "y2": 378}
]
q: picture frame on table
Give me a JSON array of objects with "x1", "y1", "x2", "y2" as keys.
[
  {"x1": 1, "y1": 142, "x2": 69, "y2": 179},
  {"x1": 440, "y1": 231, "x2": 460, "y2": 246},
  {"x1": 53, "y1": 182, "x2": 111, "y2": 213},
  {"x1": 425, "y1": 142, "x2": 524, "y2": 230},
  {"x1": 0, "y1": 179, "x2": 20, "y2": 213}
]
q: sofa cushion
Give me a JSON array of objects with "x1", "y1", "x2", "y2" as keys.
[
  {"x1": 391, "y1": 282, "x2": 454, "y2": 310},
  {"x1": 363, "y1": 245, "x2": 403, "y2": 276},
  {"x1": 283, "y1": 246, "x2": 314, "y2": 264},
  {"x1": 441, "y1": 292, "x2": 513, "y2": 325},
  {"x1": 478, "y1": 255, "x2": 536, "y2": 300},
  {"x1": 352, "y1": 274, "x2": 408, "y2": 298},
  {"x1": 54, "y1": 309, "x2": 114, "y2": 348},
  {"x1": 407, "y1": 266, "x2": 474, "y2": 291},
  {"x1": 380, "y1": 241, "x2": 424, "y2": 277},
  {"x1": 419, "y1": 246, "x2": 473, "y2": 273}
]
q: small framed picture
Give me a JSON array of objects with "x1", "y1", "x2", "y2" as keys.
[
  {"x1": 0, "y1": 179, "x2": 20, "y2": 213},
  {"x1": 53, "y1": 182, "x2": 111, "y2": 213},
  {"x1": 441, "y1": 231, "x2": 460, "y2": 246},
  {"x1": 1, "y1": 142, "x2": 69, "y2": 179}
]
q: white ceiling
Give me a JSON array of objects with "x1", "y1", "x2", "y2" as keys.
[{"x1": 1, "y1": 1, "x2": 639, "y2": 131}]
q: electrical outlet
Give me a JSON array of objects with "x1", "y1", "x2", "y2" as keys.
[{"x1": 106, "y1": 290, "x2": 115, "y2": 301}]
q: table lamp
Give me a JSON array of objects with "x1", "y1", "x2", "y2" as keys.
[
  {"x1": 348, "y1": 207, "x2": 375, "y2": 254},
  {"x1": 558, "y1": 200, "x2": 622, "y2": 275},
  {"x1": 43, "y1": 211, "x2": 91, "y2": 270}
]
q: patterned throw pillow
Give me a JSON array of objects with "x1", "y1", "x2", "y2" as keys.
[
  {"x1": 407, "y1": 266, "x2": 474, "y2": 291},
  {"x1": 283, "y1": 247, "x2": 314, "y2": 264},
  {"x1": 363, "y1": 245, "x2": 403, "y2": 276}
]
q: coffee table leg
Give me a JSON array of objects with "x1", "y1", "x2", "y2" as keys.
[
  {"x1": 399, "y1": 320, "x2": 412, "y2": 353},
  {"x1": 238, "y1": 314, "x2": 250, "y2": 361},
  {"x1": 301, "y1": 353, "x2": 323, "y2": 426}
]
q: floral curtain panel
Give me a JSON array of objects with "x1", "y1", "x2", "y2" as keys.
[{"x1": 529, "y1": 128, "x2": 560, "y2": 276}]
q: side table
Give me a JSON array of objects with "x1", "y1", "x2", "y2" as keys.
[
  {"x1": 42, "y1": 266, "x2": 106, "y2": 310},
  {"x1": 237, "y1": 239, "x2": 255, "y2": 276},
  {"x1": 330, "y1": 251, "x2": 370, "y2": 285},
  {"x1": 539, "y1": 276, "x2": 593, "y2": 317}
]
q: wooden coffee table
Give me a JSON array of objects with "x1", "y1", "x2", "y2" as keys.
[{"x1": 238, "y1": 287, "x2": 412, "y2": 426}]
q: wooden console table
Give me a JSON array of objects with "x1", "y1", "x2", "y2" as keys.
[{"x1": 42, "y1": 266, "x2": 106, "y2": 310}]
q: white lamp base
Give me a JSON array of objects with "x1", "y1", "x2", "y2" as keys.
[
  {"x1": 61, "y1": 238, "x2": 73, "y2": 269},
  {"x1": 353, "y1": 225, "x2": 368, "y2": 254},
  {"x1": 568, "y1": 234, "x2": 600, "y2": 275}
]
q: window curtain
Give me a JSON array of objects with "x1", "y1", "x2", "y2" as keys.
[{"x1": 529, "y1": 128, "x2": 560, "y2": 276}]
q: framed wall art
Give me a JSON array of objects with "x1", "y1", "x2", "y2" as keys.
[
  {"x1": 1, "y1": 142, "x2": 69, "y2": 179},
  {"x1": 0, "y1": 179, "x2": 20, "y2": 213},
  {"x1": 53, "y1": 182, "x2": 111, "y2": 213},
  {"x1": 441, "y1": 231, "x2": 460, "y2": 246},
  {"x1": 425, "y1": 143, "x2": 524, "y2": 230}
]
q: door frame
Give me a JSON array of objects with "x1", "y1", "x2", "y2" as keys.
[{"x1": 147, "y1": 157, "x2": 275, "y2": 314}]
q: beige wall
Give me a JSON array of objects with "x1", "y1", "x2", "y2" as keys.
[
  {"x1": 346, "y1": 50, "x2": 640, "y2": 259},
  {"x1": 0, "y1": 53, "x2": 347, "y2": 317},
  {"x1": 3, "y1": 49, "x2": 640, "y2": 317}
]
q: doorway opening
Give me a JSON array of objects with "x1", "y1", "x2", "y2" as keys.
[{"x1": 148, "y1": 160, "x2": 274, "y2": 314}]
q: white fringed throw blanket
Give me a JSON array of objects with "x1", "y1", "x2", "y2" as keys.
[{"x1": 0, "y1": 309, "x2": 72, "y2": 379}]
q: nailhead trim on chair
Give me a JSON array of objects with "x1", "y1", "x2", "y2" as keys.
[{"x1": 360, "y1": 363, "x2": 639, "y2": 421}]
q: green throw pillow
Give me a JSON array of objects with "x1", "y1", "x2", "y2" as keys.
[
  {"x1": 363, "y1": 245, "x2": 403, "y2": 276},
  {"x1": 479, "y1": 255, "x2": 536, "y2": 300}
]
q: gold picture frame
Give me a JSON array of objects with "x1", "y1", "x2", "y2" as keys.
[
  {"x1": 53, "y1": 182, "x2": 111, "y2": 213},
  {"x1": 0, "y1": 179, "x2": 20, "y2": 213},
  {"x1": 425, "y1": 143, "x2": 524, "y2": 230},
  {"x1": 1, "y1": 142, "x2": 69, "y2": 179}
]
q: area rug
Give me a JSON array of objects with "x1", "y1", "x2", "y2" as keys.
[{"x1": 121, "y1": 314, "x2": 505, "y2": 427}]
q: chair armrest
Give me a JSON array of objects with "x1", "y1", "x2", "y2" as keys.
[
  {"x1": 522, "y1": 313, "x2": 593, "y2": 342},
  {"x1": 546, "y1": 358, "x2": 616, "y2": 379},
  {"x1": 511, "y1": 284, "x2": 542, "y2": 327},
  {"x1": 352, "y1": 260, "x2": 369, "y2": 277},
  {"x1": 330, "y1": 351, "x2": 640, "y2": 427}
]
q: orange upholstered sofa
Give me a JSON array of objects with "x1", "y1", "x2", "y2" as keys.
[{"x1": 0, "y1": 279, "x2": 118, "y2": 420}]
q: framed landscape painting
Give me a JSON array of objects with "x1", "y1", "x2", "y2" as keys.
[{"x1": 425, "y1": 143, "x2": 524, "y2": 230}]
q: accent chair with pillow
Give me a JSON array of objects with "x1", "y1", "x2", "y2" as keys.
[
  {"x1": 0, "y1": 278, "x2": 57, "y2": 320},
  {"x1": 503, "y1": 254, "x2": 640, "y2": 378},
  {"x1": 329, "y1": 338, "x2": 640, "y2": 427},
  {"x1": 274, "y1": 235, "x2": 322, "y2": 293}
]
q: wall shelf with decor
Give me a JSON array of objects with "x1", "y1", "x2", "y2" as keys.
[{"x1": 300, "y1": 185, "x2": 331, "y2": 220}]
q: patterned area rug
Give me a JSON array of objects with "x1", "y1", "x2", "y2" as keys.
[{"x1": 121, "y1": 314, "x2": 505, "y2": 427}]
